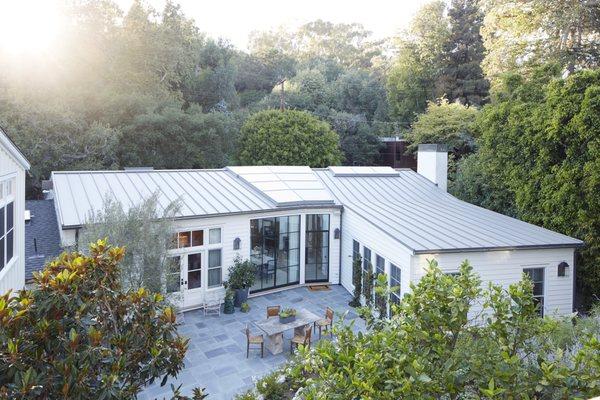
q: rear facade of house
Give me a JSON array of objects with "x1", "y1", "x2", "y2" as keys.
[
  {"x1": 0, "y1": 128, "x2": 29, "y2": 294},
  {"x1": 49, "y1": 146, "x2": 582, "y2": 316}
]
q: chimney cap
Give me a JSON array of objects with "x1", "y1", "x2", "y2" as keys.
[{"x1": 418, "y1": 144, "x2": 448, "y2": 152}]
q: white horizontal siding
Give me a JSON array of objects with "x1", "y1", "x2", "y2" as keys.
[
  {"x1": 339, "y1": 208, "x2": 413, "y2": 298},
  {"x1": 0, "y1": 143, "x2": 26, "y2": 294},
  {"x1": 411, "y1": 248, "x2": 576, "y2": 317}
]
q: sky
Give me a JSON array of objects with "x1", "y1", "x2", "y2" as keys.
[{"x1": 114, "y1": 0, "x2": 432, "y2": 50}]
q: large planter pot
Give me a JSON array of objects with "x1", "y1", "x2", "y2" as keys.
[
  {"x1": 234, "y1": 288, "x2": 249, "y2": 307},
  {"x1": 279, "y1": 315, "x2": 296, "y2": 324}
]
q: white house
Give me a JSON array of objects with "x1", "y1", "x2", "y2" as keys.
[
  {"x1": 0, "y1": 127, "x2": 30, "y2": 294},
  {"x1": 49, "y1": 145, "x2": 582, "y2": 315}
]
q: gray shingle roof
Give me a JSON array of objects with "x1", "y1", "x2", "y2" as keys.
[
  {"x1": 25, "y1": 200, "x2": 62, "y2": 281},
  {"x1": 314, "y1": 168, "x2": 583, "y2": 253}
]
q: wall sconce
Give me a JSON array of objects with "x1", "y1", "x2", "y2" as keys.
[
  {"x1": 233, "y1": 237, "x2": 241, "y2": 250},
  {"x1": 558, "y1": 261, "x2": 569, "y2": 277},
  {"x1": 334, "y1": 228, "x2": 340, "y2": 239}
]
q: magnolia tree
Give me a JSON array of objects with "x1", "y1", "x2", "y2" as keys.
[
  {"x1": 79, "y1": 194, "x2": 180, "y2": 294},
  {"x1": 0, "y1": 240, "x2": 206, "y2": 399},
  {"x1": 238, "y1": 260, "x2": 600, "y2": 399}
]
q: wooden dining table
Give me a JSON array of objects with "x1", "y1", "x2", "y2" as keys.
[{"x1": 254, "y1": 308, "x2": 321, "y2": 355}]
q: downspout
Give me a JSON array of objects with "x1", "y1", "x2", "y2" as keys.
[{"x1": 338, "y1": 207, "x2": 343, "y2": 285}]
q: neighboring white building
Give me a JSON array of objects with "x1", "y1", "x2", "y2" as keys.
[
  {"x1": 49, "y1": 146, "x2": 582, "y2": 315},
  {"x1": 0, "y1": 127, "x2": 30, "y2": 294}
]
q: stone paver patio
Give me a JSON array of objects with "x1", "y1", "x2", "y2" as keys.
[{"x1": 140, "y1": 285, "x2": 364, "y2": 400}]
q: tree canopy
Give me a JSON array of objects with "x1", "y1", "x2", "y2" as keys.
[{"x1": 238, "y1": 110, "x2": 342, "y2": 167}]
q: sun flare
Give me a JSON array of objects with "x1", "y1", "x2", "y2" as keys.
[{"x1": 0, "y1": 0, "x2": 62, "y2": 54}]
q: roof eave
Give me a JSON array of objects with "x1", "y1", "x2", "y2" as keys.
[
  {"x1": 413, "y1": 242, "x2": 584, "y2": 255},
  {"x1": 0, "y1": 127, "x2": 30, "y2": 170}
]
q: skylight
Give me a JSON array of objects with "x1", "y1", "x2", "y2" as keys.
[
  {"x1": 328, "y1": 166, "x2": 400, "y2": 177},
  {"x1": 226, "y1": 166, "x2": 335, "y2": 206}
]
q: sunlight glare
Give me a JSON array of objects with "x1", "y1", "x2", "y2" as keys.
[{"x1": 0, "y1": 0, "x2": 62, "y2": 54}]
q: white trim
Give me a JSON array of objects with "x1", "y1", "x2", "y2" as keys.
[
  {"x1": 0, "y1": 130, "x2": 30, "y2": 170},
  {"x1": 0, "y1": 256, "x2": 17, "y2": 282}
]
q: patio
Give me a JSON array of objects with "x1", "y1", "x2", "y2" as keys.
[{"x1": 139, "y1": 285, "x2": 364, "y2": 400}]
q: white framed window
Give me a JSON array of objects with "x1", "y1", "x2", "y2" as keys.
[
  {"x1": 0, "y1": 177, "x2": 16, "y2": 271},
  {"x1": 208, "y1": 249, "x2": 222, "y2": 288},
  {"x1": 209, "y1": 228, "x2": 221, "y2": 244},
  {"x1": 375, "y1": 255, "x2": 385, "y2": 276},
  {"x1": 390, "y1": 264, "x2": 401, "y2": 312},
  {"x1": 523, "y1": 267, "x2": 545, "y2": 317}
]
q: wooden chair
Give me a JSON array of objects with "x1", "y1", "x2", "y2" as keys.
[
  {"x1": 266, "y1": 305, "x2": 280, "y2": 318},
  {"x1": 245, "y1": 325, "x2": 264, "y2": 358},
  {"x1": 291, "y1": 325, "x2": 312, "y2": 353},
  {"x1": 314, "y1": 307, "x2": 334, "y2": 338}
]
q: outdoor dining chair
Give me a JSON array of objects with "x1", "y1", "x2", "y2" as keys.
[
  {"x1": 290, "y1": 324, "x2": 312, "y2": 353},
  {"x1": 245, "y1": 325, "x2": 264, "y2": 358},
  {"x1": 314, "y1": 307, "x2": 334, "y2": 338}
]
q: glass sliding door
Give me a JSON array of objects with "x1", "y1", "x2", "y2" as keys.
[
  {"x1": 250, "y1": 215, "x2": 300, "y2": 292},
  {"x1": 305, "y1": 214, "x2": 330, "y2": 283}
]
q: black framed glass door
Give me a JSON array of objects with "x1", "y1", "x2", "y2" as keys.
[
  {"x1": 250, "y1": 215, "x2": 300, "y2": 292},
  {"x1": 305, "y1": 214, "x2": 330, "y2": 282}
]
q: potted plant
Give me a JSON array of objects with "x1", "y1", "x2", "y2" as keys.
[
  {"x1": 240, "y1": 302, "x2": 250, "y2": 313},
  {"x1": 279, "y1": 308, "x2": 297, "y2": 324},
  {"x1": 227, "y1": 257, "x2": 256, "y2": 307},
  {"x1": 223, "y1": 287, "x2": 235, "y2": 314}
]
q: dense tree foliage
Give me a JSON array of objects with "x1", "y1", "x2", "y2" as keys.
[
  {"x1": 0, "y1": 240, "x2": 190, "y2": 399},
  {"x1": 79, "y1": 195, "x2": 180, "y2": 295},
  {"x1": 238, "y1": 261, "x2": 600, "y2": 399},
  {"x1": 438, "y1": 0, "x2": 489, "y2": 105},
  {"x1": 455, "y1": 67, "x2": 600, "y2": 308},
  {"x1": 238, "y1": 110, "x2": 342, "y2": 167},
  {"x1": 481, "y1": 0, "x2": 600, "y2": 86}
]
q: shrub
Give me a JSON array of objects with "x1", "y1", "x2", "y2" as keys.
[
  {"x1": 348, "y1": 254, "x2": 362, "y2": 307},
  {"x1": 0, "y1": 239, "x2": 189, "y2": 398},
  {"x1": 238, "y1": 109, "x2": 342, "y2": 167},
  {"x1": 240, "y1": 260, "x2": 600, "y2": 399},
  {"x1": 226, "y1": 257, "x2": 256, "y2": 290}
]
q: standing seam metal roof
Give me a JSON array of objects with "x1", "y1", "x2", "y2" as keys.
[
  {"x1": 51, "y1": 169, "x2": 278, "y2": 228},
  {"x1": 314, "y1": 168, "x2": 583, "y2": 253}
]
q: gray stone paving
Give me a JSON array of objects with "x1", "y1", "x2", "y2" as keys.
[{"x1": 139, "y1": 285, "x2": 364, "y2": 400}]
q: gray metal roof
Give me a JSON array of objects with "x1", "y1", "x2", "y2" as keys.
[
  {"x1": 315, "y1": 168, "x2": 583, "y2": 253},
  {"x1": 51, "y1": 169, "x2": 279, "y2": 228},
  {"x1": 25, "y1": 200, "x2": 62, "y2": 281}
]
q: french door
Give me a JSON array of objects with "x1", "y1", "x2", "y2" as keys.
[{"x1": 167, "y1": 251, "x2": 205, "y2": 309}]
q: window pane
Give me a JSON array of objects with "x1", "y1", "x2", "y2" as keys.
[
  {"x1": 178, "y1": 231, "x2": 191, "y2": 248},
  {"x1": 0, "y1": 236, "x2": 4, "y2": 268},
  {"x1": 188, "y1": 270, "x2": 201, "y2": 289},
  {"x1": 188, "y1": 253, "x2": 202, "y2": 271},
  {"x1": 0, "y1": 206, "x2": 4, "y2": 235},
  {"x1": 192, "y1": 230, "x2": 204, "y2": 246},
  {"x1": 166, "y1": 257, "x2": 180, "y2": 294},
  {"x1": 209, "y1": 249, "x2": 221, "y2": 268},
  {"x1": 6, "y1": 202, "x2": 13, "y2": 230},
  {"x1": 376, "y1": 255, "x2": 385, "y2": 275},
  {"x1": 288, "y1": 215, "x2": 300, "y2": 232},
  {"x1": 363, "y1": 247, "x2": 371, "y2": 271},
  {"x1": 208, "y1": 268, "x2": 222, "y2": 287},
  {"x1": 6, "y1": 231, "x2": 13, "y2": 263},
  {"x1": 209, "y1": 228, "x2": 221, "y2": 244}
]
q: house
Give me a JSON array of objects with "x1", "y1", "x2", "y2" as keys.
[
  {"x1": 0, "y1": 127, "x2": 30, "y2": 294},
  {"x1": 48, "y1": 145, "x2": 583, "y2": 315},
  {"x1": 24, "y1": 200, "x2": 62, "y2": 283}
]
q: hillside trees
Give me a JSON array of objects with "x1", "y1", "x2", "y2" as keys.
[{"x1": 438, "y1": 0, "x2": 489, "y2": 105}]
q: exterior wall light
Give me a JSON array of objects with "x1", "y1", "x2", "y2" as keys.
[
  {"x1": 334, "y1": 228, "x2": 340, "y2": 239},
  {"x1": 558, "y1": 261, "x2": 569, "y2": 277},
  {"x1": 233, "y1": 237, "x2": 241, "y2": 250}
]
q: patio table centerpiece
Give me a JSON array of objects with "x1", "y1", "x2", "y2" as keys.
[{"x1": 279, "y1": 308, "x2": 297, "y2": 324}]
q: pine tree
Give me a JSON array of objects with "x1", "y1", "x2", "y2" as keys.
[{"x1": 438, "y1": 0, "x2": 489, "y2": 106}]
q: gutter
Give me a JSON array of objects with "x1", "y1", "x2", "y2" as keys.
[{"x1": 413, "y1": 242, "x2": 585, "y2": 255}]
